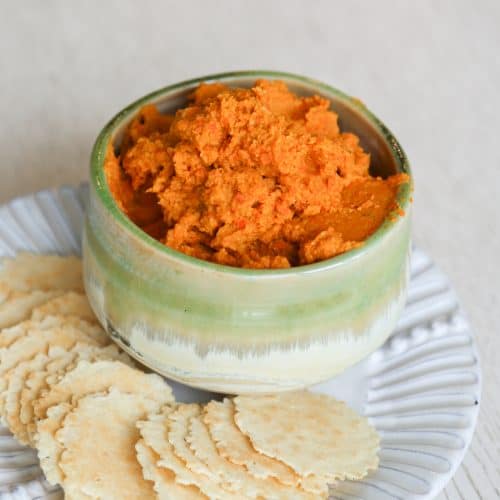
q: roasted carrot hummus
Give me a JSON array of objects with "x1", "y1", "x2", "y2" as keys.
[{"x1": 105, "y1": 80, "x2": 408, "y2": 269}]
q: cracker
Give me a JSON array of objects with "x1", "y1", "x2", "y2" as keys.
[
  {"x1": 0, "y1": 315, "x2": 109, "y2": 353},
  {"x1": 4, "y1": 344, "x2": 127, "y2": 444},
  {"x1": 36, "y1": 401, "x2": 72, "y2": 485},
  {"x1": 0, "y1": 324, "x2": 102, "y2": 379},
  {"x1": 136, "y1": 439, "x2": 205, "y2": 499},
  {"x1": 0, "y1": 348, "x2": 47, "y2": 415},
  {"x1": 0, "y1": 289, "x2": 60, "y2": 330},
  {"x1": 0, "y1": 253, "x2": 83, "y2": 329},
  {"x1": 167, "y1": 404, "x2": 221, "y2": 483},
  {"x1": 0, "y1": 324, "x2": 104, "y2": 409},
  {"x1": 234, "y1": 391, "x2": 380, "y2": 483},
  {"x1": 31, "y1": 291, "x2": 97, "y2": 324},
  {"x1": 3, "y1": 349, "x2": 67, "y2": 444},
  {"x1": 0, "y1": 315, "x2": 72, "y2": 349},
  {"x1": 0, "y1": 324, "x2": 103, "y2": 429},
  {"x1": 56, "y1": 389, "x2": 160, "y2": 498},
  {"x1": 34, "y1": 359, "x2": 173, "y2": 422},
  {"x1": 204, "y1": 398, "x2": 298, "y2": 486},
  {"x1": 22, "y1": 344, "x2": 132, "y2": 444},
  {"x1": 63, "y1": 488, "x2": 93, "y2": 500},
  {"x1": 19, "y1": 353, "x2": 76, "y2": 445},
  {"x1": 0, "y1": 253, "x2": 83, "y2": 293},
  {"x1": 47, "y1": 317, "x2": 109, "y2": 346},
  {"x1": 33, "y1": 359, "x2": 172, "y2": 484},
  {"x1": 138, "y1": 408, "x2": 234, "y2": 500},
  {"x1": 187, "y1": 415, "x2": 316, "y2": 499}
]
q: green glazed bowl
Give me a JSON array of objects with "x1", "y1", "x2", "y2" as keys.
[{"x1": 83, "y1": 71, "x2": 412, "y2": 393}]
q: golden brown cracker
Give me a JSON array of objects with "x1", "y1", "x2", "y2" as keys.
[
  {"x1": 3, "y1": 351, "x2": 58, "y2": 444},
  {"x1": 0, "y1": 253, "x2": 83, "y2": 293},
  {"x1": 136, "y1": 439, "x2": 206, "y2": 499},
  {"x1": 56, "y1": 389, "x2": 160, "y2": 498},
  {"x1": 33, "y1": 358, "x2": 172, "y2": 484},
  {"x1": 0, "y1": 253, "x2": 83, "y2": 328},
  {"x1": 187, "y1": 415, "x2": 317, "y2": 499},
  {"x1": 22, "y1": 344, "x2": 132, "y2": 445},
  {"x1": 0, "y1": 324, "x2": 101, "y2": 379},
  {"x1": 204, "y1": 398, "x2": 298, "y2": 486},
  {"x1": 0, "y1": 315, "x2": 69, "y2": 349},
  {"x1": 36, "y1": 401, "x2": 72, "y2": 485},
  {"x1": 138, "y1": 408, "x2": 235, "y2": 500},
  {"x1": 234, "y1": 391, "x2": 379, "y2": 483},
  {"x1": 31, "y1": 291, "x2": 97, "y2": 324},
  {"x1": 0, "y1": 315, "x2": 108, "y2": 357},
  {"x1": 168, "y1": 404, "x2": 221, "y2": 483},
  {"x1": 0, "y1": 289, "x2": 60, "y2": 330},
  {"x1": 34, "y1": 359, "x2": 173, "y2": 422}
]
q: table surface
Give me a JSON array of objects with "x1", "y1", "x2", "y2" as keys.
[{"x1": 1, "y1": 2, "x2": 498, "y2": 498}]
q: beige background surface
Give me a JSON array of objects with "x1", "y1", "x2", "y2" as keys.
[{"x1": 1, "y1": 1, "x2": 499, "y2": 498}]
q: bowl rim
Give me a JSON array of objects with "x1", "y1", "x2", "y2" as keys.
[{"x1": 90, "y1": 70, "x2": 412, "y2": 277}]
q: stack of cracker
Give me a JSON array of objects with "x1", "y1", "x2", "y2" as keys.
[
  {"x1": 137, "y1": 393, "x2": 379, "y2": 499},
  {"x1": 0, "y1": 253, "x2": 380, "y2": 499},
  {"x1": 0, "y1": 254, "x2": 174, "y2": 498}
]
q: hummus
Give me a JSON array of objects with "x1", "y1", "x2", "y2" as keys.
[{"x1": 105, "y1": 80, "x2": 408, "y2": 268}]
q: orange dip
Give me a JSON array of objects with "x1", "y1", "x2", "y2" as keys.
[{"x1": 105, "y1": 80, "x2": 408, "y2": 269}]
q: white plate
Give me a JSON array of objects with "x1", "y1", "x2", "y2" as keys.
[{"x1": 0, "y1": 185, "x2": 481, "y2": 500}]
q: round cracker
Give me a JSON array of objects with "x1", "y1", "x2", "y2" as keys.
[
  {"x1": 21, "y1": 344, "x2": 132, "y2": 444},
  {"x1": 0, "y1": 253, "x2": 83, "y2": 293},
  {"x1": 0, "y1": 289, "x2": 61, "y2": 330},
  {"x1": 56, "y1": 389, "x2": 159, "y2": 498},
  {"x1": 0, "y1": 253, "x2": 83, "y2": 329},
  {"x1": 0, "y1": 323, "x2": 102, "y2": 379},
  {"x1": 36, "y1": 401, "x2": 72, "y2": 485},
  {"x1": 34, "y1": 359, "x2": 173, "y2": 421},
  {"x1": 34, "y1": 360, "x2": 173, "y2": 484},
  {"x1": 63, "y1": 487, "x2": 93, "y2": 500},
  {"x1": 3, "y1": 350, "x2": 66, "y2": 444},
  {"x1": 0, "y1": 323, "x2": 104, "y2": 410},
  {"x1": 19, "y1": 353, "x2": 77, "y2": 445},
  {"x1": 30, "y1": 291, "x2": 97, "y2": 324},
  {"x1": 138, "y1": 408, "x2": 234, "y2": 500},
  {"x1": 0, "y1": 348, "x2": 50, "y2": 416},
  {"x1": 46, "y1": 316, "x2": 109, "y2": 346},
  {"x1": 0, "y1": 315, "x2": 80, "y2": 350},
  {"x1": 234, "y1": 391, "x2": 380, "y2": 483},
  {"x1": 0, "y1": 315, "x2": 108, "y2": 370},
  {"x1": 167, "y1": 404, "x2": 223, "y2": 483},
  {"x1": 187, "y1": 415, "x2": 316, "y2": 499},
  {"x1": 136, "y1": 439, "x2": 205, "y2": 499},
  {"x1": 167, "y1": 405, "x2": 211, "y2": 482},
  {"x1": 204, "y1": 398, "x2": 298, "y2": 486}
]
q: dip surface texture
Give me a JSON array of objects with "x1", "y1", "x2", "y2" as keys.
[{"x1": 105, "y1": 80, "x2": 407, "y2": 268}]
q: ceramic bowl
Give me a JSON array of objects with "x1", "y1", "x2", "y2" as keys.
[{"x1": 83, "y1": 71, "x2": 412, "y2": 393}]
